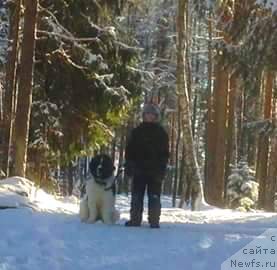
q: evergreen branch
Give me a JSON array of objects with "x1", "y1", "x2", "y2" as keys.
[
  {"x1": 91, "y1": 120, "x2": 114, "y2": 138},
  {"x1": 244, "y1": 117, "x2": 276, "y2": 126},
  {"x1": 38, "y1": 4, "x2": 74, "y2": 38},
  {"x1": 37, "y1": 30, "x2": 100, "y2": 43},
  {"x1": 50, "y1": 49, "x2": 88, "y2": 70},
  {"x1": 126, "y1": 66, "x2": 155, "y2": 79},
  {"x1": 115, "y1": 41, "x2": 144, "y2": 53},
  {"x1": 244, "y1": 117, "x2": 277, "y2": 136}
]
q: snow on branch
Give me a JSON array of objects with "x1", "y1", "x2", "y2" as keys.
[
  {"x1": 126, "y1": 66, "x2": 155, "y2": 80},
  {"x1": 244, "y1": 118, "x2": 277, "y2": 136},
  {"x1": 39, "y1": 5, "x2": 75, "y2": 38},
  {"x1": 255, "y1": 0, "x2": 277, "y2": 12},
  {"x1": 37, "y1": 30, "x2": 100, "y2": 43},
  {"x1": 89, "y1": 120, "x2": 114, "y2": 138},
  {"x1": 115, "y1": 41, "x2": 144, "y2": 53},
  {"x1": 48, "y1": 49, "x2": 88, "y2": 70},
  {"x1": 96, "y1": 75, "x2": 130, "y2": 101}
]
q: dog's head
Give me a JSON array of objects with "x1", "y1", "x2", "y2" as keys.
[{"x1": 89, "y1": 154, "x2": 115, "y2": 181}]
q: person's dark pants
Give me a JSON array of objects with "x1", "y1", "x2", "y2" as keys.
[{"x1": 130, "y1": 170, "x2": 162, "y2": 225}]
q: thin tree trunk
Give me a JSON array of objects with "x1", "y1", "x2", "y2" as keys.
[
  {"x1": 123, "y1": 121, "x2": 134, "y2": 195},
  {"x1": 264, "y1": 97, "x2": 277, "y2": 211},
  {"x1": 257, "y1": 71, "x2": 273, "y2": 209},
  {"x1": 14, "y1": 0, "x2": 38, "y2": 177},
  {"x1": 173, "y1": 105, "x2": 182, "y2": 207},
  {"x1": 224, "y1": 74, "x2": 237, "y2": 199},
  {"x1": 0, "y1": 82, "x2": 2, "y2": 121},
  {"x1": 111, "y1": 135, "x2": 116, "y2": 164},
  {"x1": 3, "y1": 0, "x2": 21, "y2": 176},
  {"x1": 204, "y1": 11, "x2": 214, "y2": 196},
  {"x1": 178, "y1": 145, "x2": 185, "y2": 196},
  {"x1": 237, "y1": 88, "x2": 246, "y2": 158},
  {"x1": 117, "y1": 127, "x2": 125, "y2": 193},
  {"x1": 264, "y1": 136, "x2": 277, "y2": 211},
  {"x1": 165, "y1": 112, "x2": 175, "y2": 195},
  {"x1": 177, "y1": 0, "x2": 204, "y2": 210},
  {"x1": 67, "y1": 161, "x2": 74, "y2": 196}
]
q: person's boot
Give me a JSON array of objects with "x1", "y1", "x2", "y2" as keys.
[
  {"x1": 148, "y1": 194, "x2": 161, "y2": 229},
  {"x1": 125, "y1": 220, "x2": 141, "y2": 227},
  {"x1": 150, "y1": 223, "x2": 160, "y2": 229},
  {"x1": 126, "y1": 194, "x2": 143, "y2": 227}
]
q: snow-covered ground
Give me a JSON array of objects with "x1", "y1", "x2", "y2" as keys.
[{"x1": 1, "y1": 177, "x2": 277, "y2": 270}]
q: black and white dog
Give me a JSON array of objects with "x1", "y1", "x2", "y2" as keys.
[{"x1": 79, "y1": 154, "x2": 120, "y2": 224}]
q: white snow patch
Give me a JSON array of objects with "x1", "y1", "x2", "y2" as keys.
[{"x1": 1, "y1": 177, "x2": 277, "y2": 270}]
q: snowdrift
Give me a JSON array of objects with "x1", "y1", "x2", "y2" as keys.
[
  {"x1": 0, "y1": 177, "x2": 78, "y2": 213},
  {"x1": 0, "y1": 177, "x2": 36, "y2": 208}
]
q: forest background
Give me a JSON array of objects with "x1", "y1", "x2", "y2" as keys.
[{"x1": 0, "y1": 0, "x2": 276, "y2": 212}]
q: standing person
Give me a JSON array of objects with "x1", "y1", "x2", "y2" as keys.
[{"x1": 125, "y1": 103, "x2": 169, "y2": 228}]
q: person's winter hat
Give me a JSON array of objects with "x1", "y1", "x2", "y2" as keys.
[{"x1": 142, "y1": 103, "x2": 161, "y2": 121}]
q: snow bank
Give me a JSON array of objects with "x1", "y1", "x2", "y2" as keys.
[
  {"x1": 0, "y1": 177, "x2": 36, "y2": 208},
  {"x1": 0, "y1": 177, "x2": 78, "y2": 213}
]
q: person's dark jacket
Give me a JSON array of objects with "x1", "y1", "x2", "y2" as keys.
[{"x1": 125, "y1": 122, "x2": 169, "y2": 177}]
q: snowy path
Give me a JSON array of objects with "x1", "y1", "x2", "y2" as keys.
[{"x1": 1, "y1": 192, "x2": 277, "y2": 270}]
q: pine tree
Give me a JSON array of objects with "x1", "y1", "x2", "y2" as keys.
[
  {"x1": 3, "y1": 0, "x2": 21, "y2": 176},
  {"x1": 14, "y1": 0, "x2": 38, "y2": 177}
]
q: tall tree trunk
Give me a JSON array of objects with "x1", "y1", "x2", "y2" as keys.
[
  {"x1": 177, "y1": 0, "x2": 204, "y2": 210},
  {"x1": 178, "y1": 145, "x2": 185, "y2": 196},
  {"x1": 111, "y1": 135, "x2": 116, "y2": 164},
  {"x1": 247, "y1": 73, "x2": 263, "y2": 167},
  {"x1": 204, "y1": 10, "x2": 214, "y2": 193},
  {"x1": 173, "y1": 107, "x2": 182, "y2": 207},
  {"x1": 14, "y1": 0, "x2": 38, "y2": 177},
  {"x1": 67, "y1": 161, "x2": 74, "y2": 196},
  {"x1": 117, "y1": 127, "x2": 125, "y2": 193},
  {"x1": 205, "y1": 59, "x2": 229, "y2": 207},
  {"x1": 191, "y1": 15, "x2": 201, "y2": 138},
  {"x1": 0, "y1": 82, "x2": 2, "y2": 121},
  {"x1": 213, "y1": 64, "x2": 229, "y2": 207},
  {"x1": 237, "y1": 87, "x2": 246, "y2": 159},
  {"x1": 165, "y1": 112, "x2": 175, "y2": 195},
  {"x1": 264, "y1": 96, "x2": 277, "y2": 211},
  {"x1": 3, "y1": 0, "x2": 21, "y2": 176},
  {"x1": 257, "y1": 71, "x2": 273, "y2": 209},
  {"x1": 224, "y1": 74, "x2": 237, "y2": 198},
  {"x1": 264, "y1": 136, "x2": 277, "y2": 211}
]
